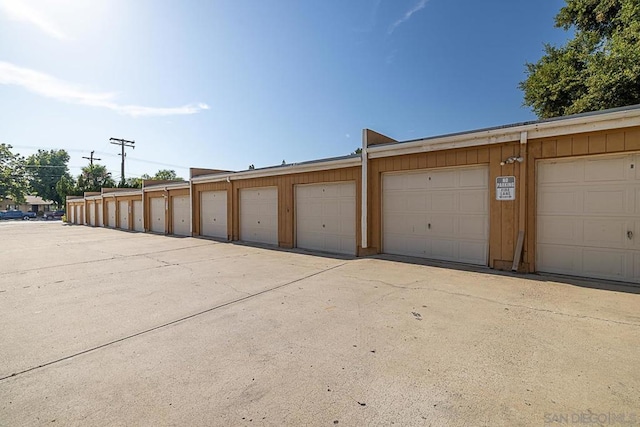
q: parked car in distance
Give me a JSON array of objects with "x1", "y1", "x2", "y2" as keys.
[
  {"x1": 43, "y1": 210, "x2": 65, "y2": 220},
  {"x1": 0, "y1": 210, "x2": 37, "y2": 220}
]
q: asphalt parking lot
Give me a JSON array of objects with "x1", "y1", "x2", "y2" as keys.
[{"x1": 1, "y1": 222, "x2": 639, "y2": 426}]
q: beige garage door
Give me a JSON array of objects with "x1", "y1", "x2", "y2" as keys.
[
  {"x1": 88, "y1": 203, "x2": 95, "y2": 226},
  {"x1": 106, "y1": 201, "x2": 116, "y2": 228},
  {"x1": 383, "y1": 165, "x2": 489, "y2": 265},
  {"x1": 201, "y1": 190, "x2": 227, "y2": 239},
  {"x1": 133, "y1": 200, "x2": 143, "y2": 232},
  {"x1": 69, "y1": 205, "x2": 75, "y2": 223},
  {"x1": 172, "y1": 196, "x2": 191, "y2": 236},
  {"x1": 295, "y1": 182, "x2": 356, "y2": 255},
  {"x1": 97, "y1": 202, "x2": 103, "y2": 227},
  {"x1": 150, "y1": 197, "x2": 165, "y2": 234},
  {"x1": 239, "y1": 187, "x2": 278, "y2": 245},
  {"x1": 537, "y1": 153, "x2": 640, "y2": 283},
  {"x1": 118, "y1": 201, "x2": 129, "y2": 230}
]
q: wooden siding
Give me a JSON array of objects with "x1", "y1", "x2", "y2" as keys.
[
  {"x1": 193, "y1": 167, "x2": 362, "y2": 252},
  {"x1": 526, "y1": 126, "x2": 640, "y2": 272}
]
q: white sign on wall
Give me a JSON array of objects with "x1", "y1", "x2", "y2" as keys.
[{"x1": 496, "y1": 176, "x2": 516, "y2": 201}]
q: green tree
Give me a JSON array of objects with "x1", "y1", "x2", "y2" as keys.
[
  {"x1": 152, "y1": 169, "x2": 183, "y2": 181},
  {"x1": 77, "y1": 164, "x2": 116, "y2": 192},
  {"x1": 0, "y1": 143, "x2": 28, "y2": 203},
  {"x1": 25, "y1": 149, "x2": 70, "y2": 206},
  {"x1": 520, "y1": 0, "x2": 640, "y2": 118},
  {"x1": 351, "y1": 148, "x2": 362, "y2": 155},
  {"x1": 121, "y1": 177, "x2": 143, "y2": 188},
  {"x1": 55, "y1": 174, "x2": 78, "y2": 207}
]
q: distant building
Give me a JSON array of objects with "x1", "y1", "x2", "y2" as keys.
[{"x1": 1, "y1": 195, "x2": 55, "y2": 213}]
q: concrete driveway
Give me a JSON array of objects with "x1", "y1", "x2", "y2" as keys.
[{"x1": 1, "y1": 222, "x2": 638, "y2": 426}]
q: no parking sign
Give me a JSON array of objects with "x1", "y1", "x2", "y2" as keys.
[{"x1": 496, "y1": 176, "x2": 516, "y2": 201}]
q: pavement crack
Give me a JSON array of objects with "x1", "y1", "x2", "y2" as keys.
[{"x1": 0, "y1": 262, "x2": 347, "y2": 382}]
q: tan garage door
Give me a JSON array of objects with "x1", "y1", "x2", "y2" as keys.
[
  {"x1": 295, "y1": 182, "x2": 356, "y2": 255},
  {"x1": 537, "y1": 153, "x2": 640, "y2": 283},
  {"x1": 150, "y1": 197, "x2": 165, "y2": 234},
  {"x1": 69, "y1": 205, "x2": 75, "y2": 223},
  {"x1": 239, "y1": 187, "x2": 278, "y2": 245},
  {"x1": 383, "y1": 165, "x2": 489, "y2": 265},
  {"x1": 97, "y1": 202, "x2": 103, "y2": 227},
  {"x1": 106, "y1": 201, "x2": 116, "y2": 228},
  {"x1": 133, "y1": 200, "x2": 143, "y2": 232},
  {"x1": 88, "y1": 203, "x2": 95, "y2": 226},
  {"x1": 118, "y1": 201, "x2": 129, "y2": 230},
  {"x1": 201, "y1": 190, "x2": 227, "y2": 239},
  {"x1": 172, "y1": 196, "x2": 191, "y2": 236}
]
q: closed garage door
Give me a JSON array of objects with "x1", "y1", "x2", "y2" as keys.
[
  {"x1": 118, "y1": 201, "x2": 129, "y2": 230},
  {"x1": 172, "y1": 196, "x2": 191, "y2": 236},
  {"x1": 133, "y1": 200, "x2": 143, "y2": 232},
  {"x1": 97, "y1": 202, "x2": 103, "y2": 227},
  {"x1": 201, "y1": 190, "x2": 227, "y2": 239},
  {"x1": 88, "y1": 203, "x2": 95, "y2": 226},
  {"x1": 296, "y1": 182, "x2": 356, "y2": 255},
  {"x1": 106, "y1": 201, "x2": 116, "y2": 228},
  {"x1": 150, "y1": 197, "x2": 165, "y2": 234},
  {"x1": 383, "y1": 165, "x2": 489, "y2": 265},
  {"x1": 69, "y1": 206, "x2": 75, "y2": 223},
  {"x1": 537, "y1": 153, "x2": 640, "y2": 283},
  {"x1": 239, "y1": 187, "x2": 278, "y2": 245}
]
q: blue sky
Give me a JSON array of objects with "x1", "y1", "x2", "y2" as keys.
[{"x1": 0, "y1": 0, "x2": 570, "y2": 181}]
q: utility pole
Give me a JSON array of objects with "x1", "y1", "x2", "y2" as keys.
[
  {"x1": 109, "y1": 138, "x2": 135, "y2": 185},
  {"x1": 82, "y1": 150, "x2": 101, "y2": 166}
]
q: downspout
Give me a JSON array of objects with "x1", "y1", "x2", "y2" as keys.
[
  {"x1": 361, "y1": 129, "x2": 368, "y2": 250},
  {"x1": 189, "y1": 180, "x2": 193, "y2": 236},
  {"x1": 512, "y1": 131, "x2": 528, "y2": 271}
]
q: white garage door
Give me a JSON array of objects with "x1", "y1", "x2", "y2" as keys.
[
  {"x1": 383, "y1": 165, "x2": 489, "y2": 265},
  {"x1": 537, "y1": 153, "x2": 640, "y2": 283},
  {"x1": 69, "y1": 205, "x2": 75, "y2": 223},
  {"x1": 201, "y1": 190, "x2": 227, "y2": 239},
  {"x1": 118, "y1": 201, "x2": 129, "y2": 230},
  {"x1": 88, "y1": 203, "x2": 95, "y2": 226},
  {"x1": 150, "y1": 197, "x2": 165, "y2": 234},
  {"x1": 97, "y1": 202, "x2": 103, "y2": 227},
  {"x1": 239, "y1": 187, "x2": 278, "y2": 245},
  {"x1": 133, "y1": 200, "x2": 143, "y2": 232},
  {"x1": 172, "y1": 196, "x2": 191, "y2": 236},
  {"x1": 106, "y1": 201, "x2": 116, "y2": 228},
  {"x1": 296, "y1": 182, "x2": 356, "y2": 255}
]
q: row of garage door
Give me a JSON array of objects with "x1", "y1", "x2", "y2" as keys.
[
  {"x1": 197, "y1": 153, "x2": 638, "y2": 283},
  {"x1": 73, "y1": 152, "x2": 639, "y2": 284},
  {"x1": 83, "y1": 200, "x2": 144, "y2": 232}
]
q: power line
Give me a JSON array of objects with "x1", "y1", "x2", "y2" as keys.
[{"x1": 82, "y1": 151, "x2": 101, "y2": 166}]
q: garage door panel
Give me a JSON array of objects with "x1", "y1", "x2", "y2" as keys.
[
  {"x1": 582, "y1": 249, "x2": 627, "y2": 280},
  {"x1": 201, "y1": 191, "x2": 227, "y2": 239},
  {"x1": 584, "y1": 157, "x2": 627, "y2": 181},
  {"x1": 119, "y1": 201, "x2": 129, "y2": 230},
  {"x1": 584, "y1": 188, "x2": 626, "y2": 213},
  {"x1": 97, "y1": 203, "x2": 103, "y2": 226},
  {"x1": 538, "y1": 190, "x2": 580, "y2": 214},
  {"x1": 106, "y1": 201, "x2": 116, "y2": 228},
  {"x1": 537, "y1": 154, "x2": 640, "y2": 283},
  {"x1": 383, "y1": 166, "x2": 489, "y2": 266},
  {"x1": 172, "y1": 196, "x2": 190, "y2": 236},
  {"x1": 295, "y1": 182, "x2": 356, "y2": 255},
  {"x1": 150, "y1": 197, "x2": 165, "y2": 233},
  {"x1": 582, "y1": 219, "x2": 626, "y2": 247},
  {"x1": 133, "y1": 200, "x2": 143, "y2": 232},
  {"x1": 537, "y1": 217, "x2": 578, "y2": 244},
  {"x1": 431, "y1": 193, "x2": 455, "y2": 211},
  {"x1": 460, "y1": 168, "x2": 488, "y2": 187},
  {"x1": 539, "y1": 161, "x2": 580, "y2": 183},
  {"x1": 240, "y1": 187, "x2": 278, "y2": 245}
]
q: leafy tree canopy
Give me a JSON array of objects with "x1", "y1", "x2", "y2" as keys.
[
  {"x1": 520, "y1": 0, "x2": 640, "y2": 118},
  {"x1": 77, "y1": 164, "x2": 116, "y2": 192},
  {"x1": 0, "y1": 143, "x2": 28, "y2": 204},
  {"x1": 142, "y1": 169, "x2": 183, "y2": 181},
  {"x1": 25, "y1": 149, "x2": 70, "y2": 206}
]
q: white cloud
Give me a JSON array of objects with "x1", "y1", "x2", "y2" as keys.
[
  {"x1": 0, "y1": 61, "x2": 210, "y2": 118},
  {"x1": 388, "y1": 0, "x2": 429, "y2": 35},
  {"x1": 0, "y1": 0, "x2": 69, "y2": 40}
]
